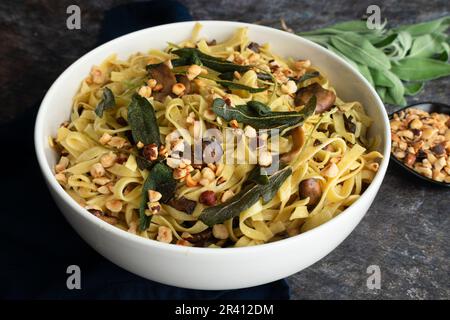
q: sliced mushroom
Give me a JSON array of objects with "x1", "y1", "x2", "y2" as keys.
[
  {"x1": 295, "y1": 83, "x2": 336, "y2": 114},
  {"x1": 148, "y1": 63, "x2": 176, "y2": 102},
  {"x1": 280, "y1": 126, "x2": 305, "y2": 163},
  {"x1": 168, "y1": 197, "x2": 196, "y2": 214},
  {"x1": 298, "y1": 178, "x2": 322, "y2": 207}
]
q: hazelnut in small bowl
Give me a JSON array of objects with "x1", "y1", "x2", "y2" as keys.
[{"x1": 389, "y1": 102, "x2": 450, "y2": 187}]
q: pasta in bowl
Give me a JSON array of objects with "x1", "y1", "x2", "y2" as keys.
[
  {"x1": 51, "y1": 23, "x2": 382, "y2": 248},
  {"x1": 35, "y1": 21, "x2": 389, "y2": 289}
]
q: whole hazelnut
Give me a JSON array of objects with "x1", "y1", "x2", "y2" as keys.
[{"x1": 199, "y1": 190, "x2": 217, "y2": 206}]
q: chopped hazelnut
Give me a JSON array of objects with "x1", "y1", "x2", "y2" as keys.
[
  {"x1": 221, "y1": 190, "x2": 235, "y2": 203},
  {"x1": 100, "y1": 152, "x2": 117, "y2": 168},
  {"x1": 90, "y1": 163, "x2": 105, "y2": 178},
  {"x1": 157, "y1": 226, "x2": 173, "y2": 243},
  {"x1": 105, "y1": 199, "x2": 123, "y2": 213},
  {"x1": 99, "y1": 132, "x2": 112, "y2": 145},
  {"x1": 212, "y1": 224, "x2": 229, "y2": 240}
]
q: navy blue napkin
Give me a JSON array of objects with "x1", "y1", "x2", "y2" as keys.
[{"x1": 0, "y1": 0, "x2": 290, "y2": 300}]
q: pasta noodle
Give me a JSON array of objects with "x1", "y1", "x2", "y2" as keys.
[{"x1": 51, "y1": 23, "x2": 382, "y2": 248}]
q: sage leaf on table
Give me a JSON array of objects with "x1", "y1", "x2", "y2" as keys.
[
  {"x1": 330, "y1": 33, "x2": 391, "y2": 70},
  {"x1": 95, "y1": 87, "x2": 115, "y2": 117},
  {"x1": 391, "y1": 57, "x2": 450, "y2": 81},
  {"x1": 127, "y1": 93, "x2": 161, "y2": 146},
  {"x1": 404, "y1": 82, "x2": 424, "y2": 96},
  {"x1": 139, "y1": 163, "x2": 177, "y2": 230},
  {"x1": 297, "y1": 16, "x2": 450, "y2": 106},
  {"x1": 199, "y1": 166, "x2": 292, "y2": 226},
  {"x1": 216, "y1": 80, "x2": 268, "y2": 93},
  {"x1": 212, "y1": 96, "x2": 316, "y2": 130}
]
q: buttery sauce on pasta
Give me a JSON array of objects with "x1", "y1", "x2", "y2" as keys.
[{"x1": 51, "y1": 24, "x2": 382, "y2": 247}]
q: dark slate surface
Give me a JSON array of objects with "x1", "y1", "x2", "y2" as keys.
[{"x1": 1, "y1": 0, "x2": 448, "y2": 299}]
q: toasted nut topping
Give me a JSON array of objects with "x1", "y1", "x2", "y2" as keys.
[
  {"x1": 212, "y1": 224, "x2": 229, "y2": 240},
  {"x1": 97, "y1": 185, "x2": 111, "y2": 194},
  {"x1": 147, "y1": 79, "x2": 157, "y2": 88},
  {"x1": 55, "y1": 156, "x2": 69, "y2": 173},
  {"x1": 137, "y1": 141, "x2": 144, "y2": 149},
  {"x1": 99, "y1": 132, "x2": 112, "y2": 145},
  {"x1": 201, "y1": 167, "x2": 216, "y2": 181},
  {"x1": 176, "y1": 239, "x2": 192, "y2": 246},
  {"x1": 148, "y1": 190, "x2": 162, "y2": 202},
  {"x1": 181, "y1": 231, "x2": 193, "y2": 239},
  {"x1": 244, "y1": 125, "x2": 257, "y2": 138},
  {"x1": 148, "y1": 201, "x2": 161, "y2": 214},
  {"x1": 157, "y1": 226, "x2": 173, "y2": 243},
  {"x1": 55, "y1": 172, "x2": 67, "y2": 184},
  {"x1": 293, "y1": 59, "x2": 311, "y2": 71},
  {"x1": 90, "y1": 66, "x2": 105, "y2": 84},
  {"x1": 138, "y1": 85, "x2": 152, "y2": 98},
  {"x1": 153, "y1": 83, "x2": 163, "y2": 92},
  {"x1": 199, "y1": 190, "x2": 217, "y2": 206},
  {"x1": 185, "y1": 174, "x2": 198, "y2": 187},
  {"x1": 186, "y1": 64, "x2": 203, "y2": 80},
  {"x1": 221, "y1": 190, "x2": 235, "y2": 203},
  {"x1": 281, "y1": 80, "x2": 298, "y2": 95},
  {"x1": 90, "y1": 163, "x2": 105, "y2": 178},
  {"x1": 172, "y1": 83, "x2": 186, "y2": 96},
  {"x1": 173, "y1": 168, "x2": 188, "y2": 180},
  {"x1": 92, "y1": 177, "x2": 110, "y2": 185},
  {"x1": 404, "y1": 153, "x2": 416, "y2": 167},
  {"x1": 108, "y1": 136, "x2": 127, "y2": 148},
  {"x1": 322, "y1": 162, "x2": 339, "y2": 178},
  {"x1": 105, "y1": 199, "x2": 123, "y2": 213},
  {"x1": 409, "y1": 119, "x2": 423, "y2": 130},
  {"x1": 230, "y1": 119, "x2": 239, "y2": 128},
  {"x1": 143, "y1": 143, "x2": 158, "y2": 161},
  {"x1": 100, "y1": 152, "x2": 117, "y2": 168},
  {"x1": 258, "y1": 151, "x2": 272, "y2": 167}
]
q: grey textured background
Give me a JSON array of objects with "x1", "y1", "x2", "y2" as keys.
[{"x1": 1, "y1": 0, "x2": 449, "y2": 299}]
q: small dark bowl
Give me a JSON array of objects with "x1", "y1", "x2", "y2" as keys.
[{"x1": 389, "y1": 102, "x2": 450, "y2": 188}]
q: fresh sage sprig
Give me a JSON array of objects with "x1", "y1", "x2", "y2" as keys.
[
  {"x1": 95, "y1": 87, "x2": 115, "y2": 117},
  {"x1": 139, "y1": 163, "x2": 177, "y2": 230},
  {"x1": 199, "y1": 166, "x2": 292, "y2": 226},
  {"x1": 216, "y1": 80, "x2": 268, "y2": 93},
  {"x1": 211, "y1": 96, "x2": 316, "y2": 130},
  {"x1": 127, "y1": 93, "x2": 161, "y2": 146},
  {"x1": 297, "y1": 16, "x2": 450, "y2": 106}
]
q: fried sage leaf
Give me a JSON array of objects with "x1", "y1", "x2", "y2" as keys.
[
  {"x1": 212, "y1": 96, "x2": 316, "y2": 130},
  {"x1": 139, "y1": 163, "x2": 177, "y2": 230},
  {"x1": 172, "y1": 48, "x2": 251, "y2": 73},
  {"x1": 247, "y1": 166, "x2": 269, "y2": 185},
  {"x1": 297, "y1": 71, "x2": 320, "y2": 83},
  {"x1": 127, "y1": 93, "x2": 161, "y2": 146},
  {"x1": 95, "y1": 87, "x2": 116, "y2": 117},
  {"x1": 217, "y1": 80, "x2": 268, "y2": 93},
  {"x1": 199, "y1": 167, "x2": 292, "y2": 226}
]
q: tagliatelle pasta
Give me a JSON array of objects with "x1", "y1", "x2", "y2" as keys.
[{"x1": 51, "y1": 23, "x2": 382, "y2": 247}]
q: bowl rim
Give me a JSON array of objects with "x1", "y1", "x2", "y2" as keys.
[{"x1": 34, "y1": 20, "x2": 390, "y2": 254}]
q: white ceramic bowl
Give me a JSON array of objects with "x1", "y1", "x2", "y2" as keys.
[{"x1": 35, "y1": 21, "x2": 390, "y2": 290}]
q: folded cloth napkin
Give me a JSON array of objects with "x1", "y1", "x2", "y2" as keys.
[{"x1": 0, "y1": 0, "x2": 290, "y2": 300}]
